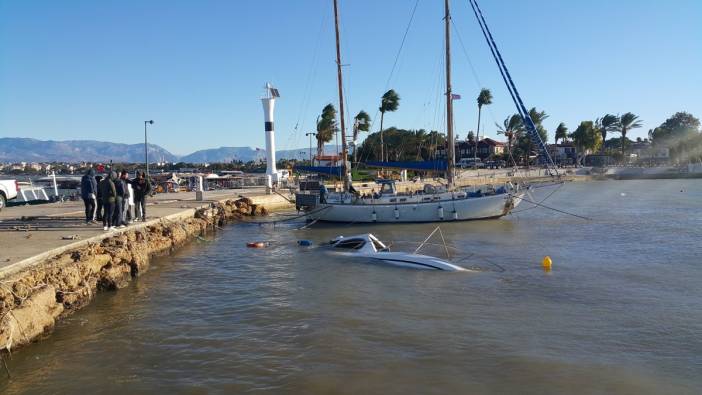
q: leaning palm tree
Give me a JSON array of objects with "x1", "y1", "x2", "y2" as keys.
[
  {"x1": 595, "y1": 114, "x2": 620, "y2": 154},
  {"x1": 496, "y1": 114, "x2": 523, "y2": 163},
  {"x1": 555, "y1": 122, "x2": 569, "y2": 144},
  {"x1": 378, "y1": 89, "x2": 400, "y2": 162},
  {"x1": 316, "y1": 104, "x2": 337, "y2": 159},
  {"x1": 352, "y1": 110, "x2": 371, "y2": 163},
  {"x1": 475, "y1": 88, "x2": 493, "y2": 162},
  {"x1": 619, "y1": 112, "x2": 642, "y2": 156}
]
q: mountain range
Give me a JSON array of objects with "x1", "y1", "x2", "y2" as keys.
[{"x1": 0, "y1": 137, "x2": 336, "y2": 163}]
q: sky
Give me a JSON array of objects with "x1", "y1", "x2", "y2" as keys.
[{"x1": 1, "y1": 0, "x2": 701, "y2": 155}]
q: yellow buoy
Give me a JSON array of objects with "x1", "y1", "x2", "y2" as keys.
[{"x1": 542, "y1": 256, "x2": 553, "y2": 271}]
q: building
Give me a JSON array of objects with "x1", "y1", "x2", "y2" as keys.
[
  {"x1": 547, "y1": 143, "x2": 577, "y2": 165},
  {"x1": 314, "y1": 154, "x2": 342, "y2": 167},
  {"x1": 438, "y1": 138, "x2": 507, "y2": 160}
]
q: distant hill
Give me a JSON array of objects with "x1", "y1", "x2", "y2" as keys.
[
  {"x1": 180, "y1": 145, "x2": 338, "y2": 163},
  {"x1": 0, "y1": 137, "x2": 340, "y2": 163},
  {"x1": 0, "y1": 138, "x2": 178, "y2": 163}
]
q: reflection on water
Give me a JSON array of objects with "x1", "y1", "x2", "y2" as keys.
[{"x1": 1, "y1": 180, "x2": 701, "y2": 394}]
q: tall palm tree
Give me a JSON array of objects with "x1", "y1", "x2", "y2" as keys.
[
  {"x1": 475, "y1": 88, "x2": 493, "y2": 162},
  {"x1": 378, "y1": 89, "x2": 400, "y2": 162},
  {"x1": 352, "y1": 110, "x2": 371, "y2": 163},
  {"x1": 496, "y1": 114, "x2": 523, "y2": 163},
  {"x1": 555, "y1": 122, "x2": 568, "y2": 144},
  {"x1": 595, "y1": 114, "x2": 620, "y2": 154},
  {"x1": 619, "y1": 112, "x2": 642, "y2": 156},
  {"x1": 316, "y1": 104, "x2": 337, "y2": 159}
]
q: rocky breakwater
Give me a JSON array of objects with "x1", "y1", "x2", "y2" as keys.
[{"x1": 0, "y1": 197, "x2": 268, "y2": 355}]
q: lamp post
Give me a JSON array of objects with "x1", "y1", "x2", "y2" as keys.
[
  {"x1": 144, "y1": 120, "x2": 154, "y2": 178},
  {"x1": 305, "y1": 132, "x2": 317, "y2": 164}
]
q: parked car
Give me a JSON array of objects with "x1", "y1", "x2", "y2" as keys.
[
  {"x1": 484, "y1": 160, "x2": 506, "y2": 169},
  {"x1": 0, "y1": 179, "x2": 20, "y2": 211},
  {"x1": 457, "y1": 158, "x2": 485, "y2": 169}
]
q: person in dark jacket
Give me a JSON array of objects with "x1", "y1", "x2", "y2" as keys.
[
  {"x1": 99, "y1": 172, "x2": 117, "y2": 230},
  {"x1": 95, "y1": 175, "x2": 103, "y2": 221},
  {"x1": 132, "y1": 172, "x2": 151, "y2": 221},
  {"x1": 112, "y1": 171, "x2": 126, "y2": 228},
  {"x1": 80, "y1": 168, "x2": 98, "y2": 224}
]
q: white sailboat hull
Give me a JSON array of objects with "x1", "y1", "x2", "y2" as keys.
[{"x1": 308, "y1": 192, "x2": 522, "y2": 223}]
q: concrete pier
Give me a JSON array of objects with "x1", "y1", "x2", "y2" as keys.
[{"x1": 0, "y1": 188, "x2": 294, "y2": 352}]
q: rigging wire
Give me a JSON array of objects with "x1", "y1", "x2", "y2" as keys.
[
  {"x1": 286, "y1": 10, "x2": 328, "y2": 153},
  {"x1": 368, "y1": 0, "x2": 421, "y2": 133}
]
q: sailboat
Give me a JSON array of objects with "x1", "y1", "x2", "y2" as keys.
[{"x1": 296, "y1": 0, "x2": 553, "y2": 223}]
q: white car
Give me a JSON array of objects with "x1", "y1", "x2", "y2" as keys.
[
  {"x1": 0, "y1": 179, "x2": 19, "y2": 211},
  {"x1": 325, "y1": 233, "x2": 468, "y2": 271}
]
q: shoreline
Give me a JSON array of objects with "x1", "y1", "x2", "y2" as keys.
[{"x1": 0, "y1": 193, "x2": 293, "y2": 355}]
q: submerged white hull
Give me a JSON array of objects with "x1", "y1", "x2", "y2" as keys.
[{"x1": 308, "y1": 192, "x2": 522, "y2": 223}]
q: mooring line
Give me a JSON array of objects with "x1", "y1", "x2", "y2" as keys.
[{"x1": 509, "y1": 193, "x2": 591, "y2": 221}]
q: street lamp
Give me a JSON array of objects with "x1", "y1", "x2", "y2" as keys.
[
  {"x1": 305, "y1": 132, "x2": 317, "y2": 164},
  {"x1": 144, "y1": 120, "x2": 154, "y2": 177}
]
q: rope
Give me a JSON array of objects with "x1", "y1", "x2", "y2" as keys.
[
  {"x1": 241, "y1": 205, "x2": 332, "y2": 225},
  {"x1": 509, "y1": 192, "x2": 591, "y2": 221}
]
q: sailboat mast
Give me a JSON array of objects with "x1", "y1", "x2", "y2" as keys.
[
  {"x1": 444, "y1": 0, "x2": 455, "y2": 187},
  {"x1": 333, "y1": 0, "x2": 350, "y2": 191}
]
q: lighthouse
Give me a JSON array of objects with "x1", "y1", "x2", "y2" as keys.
[{"x1": 261, "y1": 83, "x2": 280, "y2": 188}]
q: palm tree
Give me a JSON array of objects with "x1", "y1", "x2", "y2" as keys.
[
  {"x1": 496, "y1": 114, "x2": 523, "y2": 162},
  {"x1": 316, "y1": 104, "x2": 337, "y2": 158},
  {"x1": 475, "y1": 88, "x2": 493, "y2": 162},
  {"x1": 352, "y1": 110, "x2": 371, "y2": 163},
  {"x1": 518, "y1": 108, "x2": 548, "y2": 166},
  {"x1": 619, "y1": 112, "x2": 642, "y2": 156},
  {"x1": 378, "y1": 89, "x2": 400, "y2": 162},
  {"x1": 555, "y1": 122, "x2": 568, "y2": 144},
  {"x1": 595, "y1": 114, "x2": 620, "y2": 154}
]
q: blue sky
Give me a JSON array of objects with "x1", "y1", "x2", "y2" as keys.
[{"x1": 1, "y1": 0, "x2": 701, "y2": 155}]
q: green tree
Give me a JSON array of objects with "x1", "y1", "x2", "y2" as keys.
[
  {"x1": 570, "y1": 120, "x2": 602, "y2": 163},
  {"x1": 378, "y1": 89, "x2": 400, "y2": 162},
  {"x1": 475, "y1": 88, "x2": 493, "y2": 160},
  {"x1": 595, "y1": 114, "x2": 620, "y2": 154},
  {"x1": 650, "y1": 112, "x2": 700, "y2": 143},
  {"x1": 650, "y1": 112, "x2": 701, "y2": 161},
  {"x1": 618, "y1": 112, "x2": 642, "y2": 156},
  {"x1": 316, "y1": 104, "x2": 337, "y2": 158},
  {"x1": 496, "y1": 114, "x2": 523, "y2": 161},
  {"x1": 514, "y1": 108, "x2": 548, "y2": 165},
  {"x1": 352, "y1": 110, "x2": 372, "y2": 163},
  {"x1": 352, "y1": 110, "x2": 371, "y2": 141},
  {"x1": 555, "y1": 122, "x2": 569, "y2": 144}
]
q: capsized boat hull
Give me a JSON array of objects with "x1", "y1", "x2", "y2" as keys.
[{"x1": 308, "y1": 192, "x2": 522, "y2": 223}]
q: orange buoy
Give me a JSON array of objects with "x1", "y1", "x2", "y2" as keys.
[{"x1": 246, "y1": 241, "x2": 267, "y2": 248}]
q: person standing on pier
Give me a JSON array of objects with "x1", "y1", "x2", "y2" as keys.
[
  {"x1": 95, "y1": 174, "x2": 103, "y2": 221},
  {"x1": 132, "y1": 172, "x2": 151, "y2": 221},
  {"x1": 113, "y1": 170, "x2": 126, "y2": 228},
  {"x1": 99, "y1": 171, "x2": 117, "y2": 230},
  {"x1": 80, "y1": 168, "x2": 98, "y2": 224}
]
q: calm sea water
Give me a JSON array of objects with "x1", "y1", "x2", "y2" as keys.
[{"x1": 2, "y1": 180, "x2": 701, "y2": 394}]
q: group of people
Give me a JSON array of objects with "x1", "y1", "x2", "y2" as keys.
[{"x1": 80, "y1": 169, "x2": 152, "y2": 231}]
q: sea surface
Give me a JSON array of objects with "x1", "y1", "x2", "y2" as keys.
[{"x1": 1, "y1": 180, "x2": 701, "y2": 394}]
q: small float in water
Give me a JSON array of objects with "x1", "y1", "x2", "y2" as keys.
[{"x1": 323, "y1": 233, "x2": 468, "y2": 272}]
